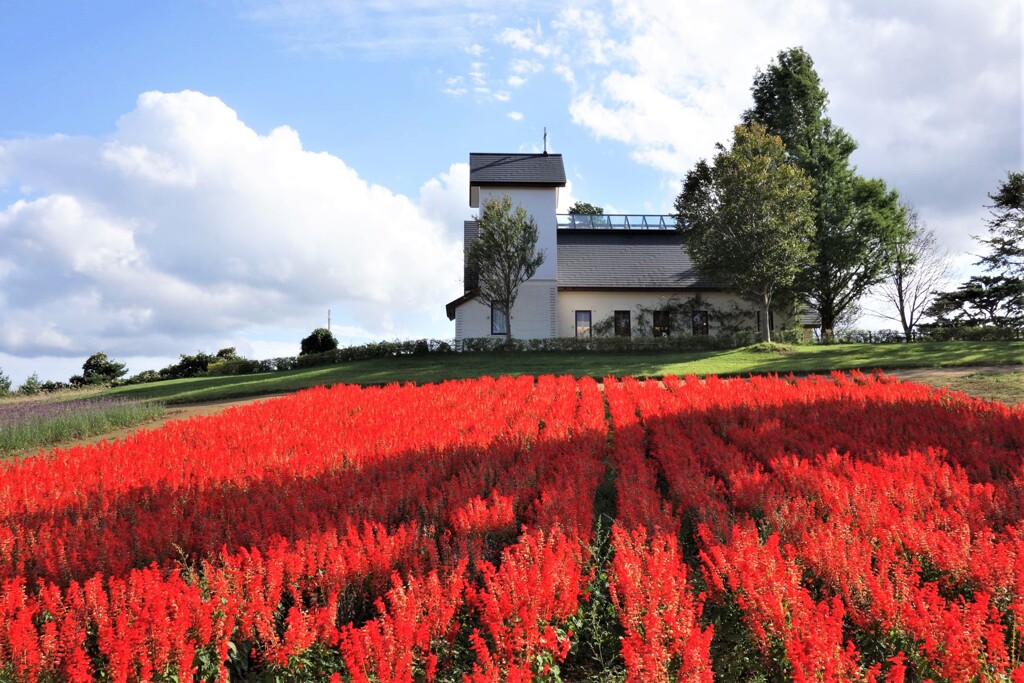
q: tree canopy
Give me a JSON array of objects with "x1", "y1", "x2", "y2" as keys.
[
  {"x1": 466, "y1": 194, "x2": 545, "y2": 341},
  {"x1": 300, "y1": 328, "x2": 339, "y2": 356},
  {"x1": 568, "y1": 201, "x2": 604, "y2": 215},
  {"x1": 675, "y1": 123, "x2": 815, "y2": 342},
  {"x1": 925, "y1": 172, "x2": 1024, "y2": 330},
  {"x1": 71, "y1": 352, "x2": 128, "y2": 387},
  {"x1": 977, "y1": 171, "x2": 1023, "y2": 277},
  {"x1": 744, "y1": 47, "x2": 907, "y2": 339}
]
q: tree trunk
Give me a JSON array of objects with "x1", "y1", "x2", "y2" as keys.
[
  {"x1": 896, "y1": 280, "x2": 912, "y2": 342},
  {"x1": 760, "y1": 296, "x2": 772, "y2": 343},
  {"x1": 819, "y1": 305, "x2": 836, "y2": 343}
]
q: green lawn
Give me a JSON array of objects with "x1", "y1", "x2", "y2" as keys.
[{"x1": 103, "y1": 341, "x2": 1024, "y2": 405}]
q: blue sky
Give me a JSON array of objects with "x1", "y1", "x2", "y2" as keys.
[{"x1": 0, "y1": 0, "x2": 1020, "y2": 385}]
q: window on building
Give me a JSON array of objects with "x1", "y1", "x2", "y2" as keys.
[
  {"x1": 692, "y1": 310, "x2": 709, "y2": 336},
  {"x1": 575, "y1": 310, "x2": 592, "y2": 338},
  {"x1": 491, "y1": 303, "x2": 508, "y2": 336},
  {"x1": 755, "y1": 310, "x2": 775, "y2": 333},
  {"x1": 614, "y1": 310, "x2": 631, "y2": 337},
  {"x1": 653, "y1": 310, "x2": 671, "y2": 337}
]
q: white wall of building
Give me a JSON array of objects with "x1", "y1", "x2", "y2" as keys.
[
  {"x1": 456, "y1": 279, "x2": 558, "y2": 339},
  {"x1": 557, "y1": 290, "x2": 765, "y2": 338},
  {"x1": 477, "y1": 187, "x2": 559, "y2": 281}
]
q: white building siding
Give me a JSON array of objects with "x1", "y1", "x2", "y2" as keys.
[
  {"x1": 478, "y1": 187, "x2": 559, "y2": 282},
  {"x1": 456, "y1": 279, "x2": 558, "y2": 340},
  {"x1": 557, "y1": 290, "x2": 757, "y2": 338}
]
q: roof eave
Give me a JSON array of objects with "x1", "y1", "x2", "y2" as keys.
[{"x1": 445, "y1": 290, "x2": 478, "y2": 320}]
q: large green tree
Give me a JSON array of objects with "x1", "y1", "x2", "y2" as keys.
[
  {"x1": 70, "y1": 352, "x2": 128, "y2": 386},
  {"x1": 925, "y1": 172, "x2": 1024, "y2": 330},
  {"x1": 924, "y1": 275, "x2": 1024, "y2": 329},
  {"x1": 744, "y1": 47, "x2": 907, "y2": 340},
  {"x1": 977, "y1": 171, "x2": 1023, "y2": 277},
  {"x1": 466, "y1": 194, "x2": 545, "y2": 341},
  {"x1": 300, "y1": 327, "x2": 339, "y2": 356},
  {"x1": 675, "y1": 123, "x2": 815, "y2": 342}
]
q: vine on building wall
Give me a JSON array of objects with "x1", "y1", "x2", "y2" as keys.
[{"x1": 591, "y1": 295, "x2": 803, "y2": 342}]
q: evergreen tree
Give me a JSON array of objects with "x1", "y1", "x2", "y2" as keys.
[
  {"x1": 744, "y1": 47, "x2": 908, "y2": 340},
  {"x1": 977, "y1": 171, "x2": 1023, "y2": 277},
  {"x1": 925, "y1": 173, "x2": 1024, "y2": 330}
]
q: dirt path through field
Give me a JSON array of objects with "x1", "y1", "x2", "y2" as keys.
[{"x1": 26, "y1": 366, "x2": 1019, "y2": 455}]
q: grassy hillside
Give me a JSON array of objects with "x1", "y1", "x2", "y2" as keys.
[{"x1": 103, "y1": 340, "x2": 1024, "y2": 405}]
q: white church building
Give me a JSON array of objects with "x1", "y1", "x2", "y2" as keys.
[{"x1": 445, "y1": 152, "x2": 810, "y2": 341}]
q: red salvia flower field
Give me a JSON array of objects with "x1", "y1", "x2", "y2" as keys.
[{"x1": 0, "y1": 371, "x2": 1022, "y2": 681}]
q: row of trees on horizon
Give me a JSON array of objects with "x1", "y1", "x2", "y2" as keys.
[{"x1": 0, "y1": 328, "x2": 342, "y2": 396}]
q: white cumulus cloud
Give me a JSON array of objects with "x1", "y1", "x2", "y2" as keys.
[
  {"x1": 494, "y1": 0, "x2": 1021, "y2": 261},
  {"x1": 0, "y1": 90, "x2": 464, "y2": 359}
]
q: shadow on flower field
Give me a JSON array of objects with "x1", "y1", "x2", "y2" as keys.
[{"x1": 0, "y1": 372, "x2": 1021, "y2": 681}]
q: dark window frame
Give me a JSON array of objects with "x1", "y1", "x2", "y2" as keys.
[
  {"x1": 614, "y1": 310, "x2": 631, "y2": 338},
  {"x1": 692, "y1": 310, "x2": 709, "y2": 336},
  {"x1": 575, "y1": 310, "x2": 593, "y2": 338},
  {"x1": 490, "y1": 302, "x2": 508, "y2": 336},
  {"x1": 653, "y1": 310, "x2": 671, "y2": 337}
]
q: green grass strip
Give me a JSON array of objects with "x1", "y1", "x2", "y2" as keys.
[{"x1": 101, "y1": 341, "x2": 1024, "y2": 405}]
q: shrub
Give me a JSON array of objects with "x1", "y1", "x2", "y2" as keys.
[
  {"x1": 124, "y1": 370, "x2": 163, "y2": 385},
  {"x1": 457, "y1": 334, "x2": 739, "y2": 354},
  {"x1": 915, "y1": 325, "x2": 1024, "y2": 342},
  {"x1": 207, "y1": 358, "x2": 276, "y2": 376},
  {"x1": 159, "y1": 352, "x2": 218, "y2": 380},
  {"x1": 17, "y1": 373, "x2": 42, "y2": 396},
  {"x1": 300, "y1": 328, "x2": 339, "y2": 356}
]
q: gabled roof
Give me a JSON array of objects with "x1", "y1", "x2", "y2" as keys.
[
  {"x1": 557, "y1": 229, "x2": 722, "y2": 290},
  {"x1": 469, "y1": 153, "x2": 567, "y2": 186}
]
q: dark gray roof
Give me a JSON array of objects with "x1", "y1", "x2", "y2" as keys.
[
  {"x1": 469, "y1": 153, "x2": 567, "y2": 186},
  {"x1": 557, "y1": 229, "x2": 722, "y2": 289}
]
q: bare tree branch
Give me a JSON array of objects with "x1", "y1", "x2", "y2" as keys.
[{"x1": 869, "y1": 203, "x2": 954, "y2": 341}]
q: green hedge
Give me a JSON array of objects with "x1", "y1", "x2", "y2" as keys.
[
  {"x1": 205, "y1": 334, "x2": 752, "y2": 377},
  {"x1": 456, "y1": 333, "x2": 746, "y2": 353},
  {"x1": 830, "y1": 326, "x2": 1024, "y2": 344}
]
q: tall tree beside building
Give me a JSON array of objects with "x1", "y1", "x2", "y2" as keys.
[
  {"x1": 675, "y1": 123, "x2": 815, "y2": 342},
  {"x1": 744, "y1": 47, "x2": 908, "y2": 340},
  {"x1": 466, "y1": 194, "x2": 545, "y2": 341},
  {"x1": 872, "y1": 203, "x2": 953, "y2": 341}
]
